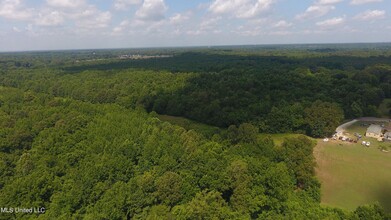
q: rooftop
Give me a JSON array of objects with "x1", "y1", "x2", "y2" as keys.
[{"x1": 366, "y1": 124, "x2": 382, "y2": 134}]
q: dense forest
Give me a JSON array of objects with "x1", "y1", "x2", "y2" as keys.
[
  {"x1": 0, "y1": 45, "x2": 390, "y2": 219},
  {"x1": 1, "y1": 48, "x2": 390, "y2": 137}
]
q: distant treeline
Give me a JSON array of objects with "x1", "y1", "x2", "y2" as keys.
[{"x1": 1, "y1": 51, "x2": 390, "y2": 137}]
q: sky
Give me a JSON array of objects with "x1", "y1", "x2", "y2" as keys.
[{"x1": 0, "y1": 0, "x2": 390, "y2": 51}]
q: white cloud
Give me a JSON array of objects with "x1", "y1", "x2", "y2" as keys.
[
  {"x1": 113, "y1": 0, "x2": 142, "y2": 11},
  {"x1": 350, "y1": 0, "x2": 382, "y2": 5},
  {"x1": 209, "y1": 0, "x2": 275, "y2": 19},
  {"x1": 25, "y1": 24, "x2": 33, "y2": 32},
  {"x1": 274, "y1": 20, "x2": 293, "y2": 28},
  {"x1": 35, "y1": 11, "x2": 64, "y2": 26},
  {"x1": 354, "y1": 10, "x2": 385, "y2": 20},
  {"x1": 184, "y1": 16, "x2": 222, "y2": 36},
  {"x1": 112, "y1": 20, "x2": 129, "y2": 35},
  {"x1": 232, "y1": 25, "x2": 263, "y2": 36},
  {"x1": 0, "y1": 0, "x2": 111, "y2": 31},
  {"x1": 316, "y1": 16, "x2": 345, "y2": 27},
  {"x1": 296, "y1": 5, "x2": 335, "y2": 19},
  {"x1": 269, "y1": 30, "x2": 292, "y2": 36},
  {"x1": 22, "y1": 24, "x2": 41, "y2": 37},
  {"x1": 296, "y1": 0, "x2": 344, "y2": 20},
  {"x1": 135, "y1": 0, "x2": 168, "y2": 21},
  {"x1": 317, "y1": 0, "x2": 343, "y2": 4},
  {"x1": 0, "y1": 0, "x2": 33, "y2": 20},
  {"x1": 46, "y1": 0, "x2": 86, "y2": 8},
  {"x1": 111, "y1": 14, "x2": 170, "y2": 36},
  {"x1": 13, "y1": 26, "x2": 22, "y2": 32},
  {"x1": 199, "y1": 16, "x2": 222, "y2": 31},
  {"x1": 169, "y1": 13, "x2": 190, "y2": 25},
  {"x1": 209, "y1": 0, "x2": 246, "y2": 14},
  {"x1": 74, "y1": 8, "x2": 112, "y2": 29}
]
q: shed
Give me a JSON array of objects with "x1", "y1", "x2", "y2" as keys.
[{"x1": 365, "y1": 124, "x2": 382, "y2": 139}]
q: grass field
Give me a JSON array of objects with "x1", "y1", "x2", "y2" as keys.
[
  {"x1": 157, "y1": 115, "x2": 305, "y2": 146},
  {"x1": 258, "y1": 133, "x2": 309, "y2": 146},
  {"x1": 157, "y1": 114, "x2": 221, "y2": 138},
  {"x1": 315, "y1": 139, "x2": 391, "y2": 213}
]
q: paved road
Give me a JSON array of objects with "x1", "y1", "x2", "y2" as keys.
[{"x1": 335, "y1": 117, "x2": 390, "y2": 134}]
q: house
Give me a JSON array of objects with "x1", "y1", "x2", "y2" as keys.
[
  {"x1": 365, "y1": 124, "x2": 383, "y2": 141},
  {"x1": 384, "y1": 132, "x2": 391, "y2": 142}
]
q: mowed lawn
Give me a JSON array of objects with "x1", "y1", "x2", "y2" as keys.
[{"x1": 315, "y1": 140, "x2": 391, "y2": 212}]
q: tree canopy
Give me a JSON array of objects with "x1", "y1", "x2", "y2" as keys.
[{"x1": 0, "y1": 47, "x2": 390, "y2": 219}]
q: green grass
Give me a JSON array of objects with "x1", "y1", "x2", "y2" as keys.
[
  {"x1": 315, "y1": 140, "x2": 391, "y2": 213},
  {"x1": 378, "y1": 98, "x2": 391, "y2": 118},
  {"x1": 258, "y1": 133, "x2": 309, "y2": 146},
  {"x1": 157, "y1": 115, "x2": 308, "y2": 147},
  {"x1": 157, "y1": 114, "x2": 221, "y2": 138},
  {"x1": 157, "y1": 115, "x2": 307, "y2": 146},
  {"x1": 344, "y1": 121, "x2": 370, "y2": 137}
]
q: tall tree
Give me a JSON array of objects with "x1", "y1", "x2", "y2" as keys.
[{"x1": 305, "y1": 101, "x2": 344, "y2": 137}]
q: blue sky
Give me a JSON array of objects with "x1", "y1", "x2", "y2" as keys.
[{"x1": 0, "y1": 0, "x2": 390, "y2": 51}]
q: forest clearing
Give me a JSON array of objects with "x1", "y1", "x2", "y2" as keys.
[{"x1": 315, "y1": 119, "x2": 391, "y2": 213}]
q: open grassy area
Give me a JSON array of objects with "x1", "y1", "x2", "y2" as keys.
[
  {"x1": 344, "y1": 121, "x2": 374, "y2": 137},
  {"x1": 315, "y1": 140, "x2": 391, "y2": 213},
  {"x1": 258, "y1": 133, "x2": 309, "y2": 146},
  {"x1": 157, "y1": 115, "x2": 306, "y2": 147},
  {"x1": 157, "y1": 114, "x2": 221, "y2": 138}
]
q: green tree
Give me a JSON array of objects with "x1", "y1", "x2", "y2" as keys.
[
  {"x1": 237, "y1": 123, "x2": 259, "y2": 144},
  {"x1": 279, "y1": 136, "x2": 316, "y2": 188},
  {"x1": 305, "y1": 101, "x2": 344, "y2": 137},
  {"x1": 155, "y1": 172, "x2": 184, "y2": 206},
  {"x1": 353, "y1": 204, "x2": 386, "y2": 220},
  {"x1": 350, "y1": 101, "x2": 363, "y2": 118},
  {"x1": 172, "y1": 190, "x2": 240, "y2": 219}
]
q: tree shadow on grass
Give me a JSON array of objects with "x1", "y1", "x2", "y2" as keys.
[{"x1": 376, "y1": 183, "x2": 391, "y2": 213}]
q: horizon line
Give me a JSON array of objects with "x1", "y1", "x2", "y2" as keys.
[{"x1": 1, "y1": 41, "x2": 391, "y2": 54}]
